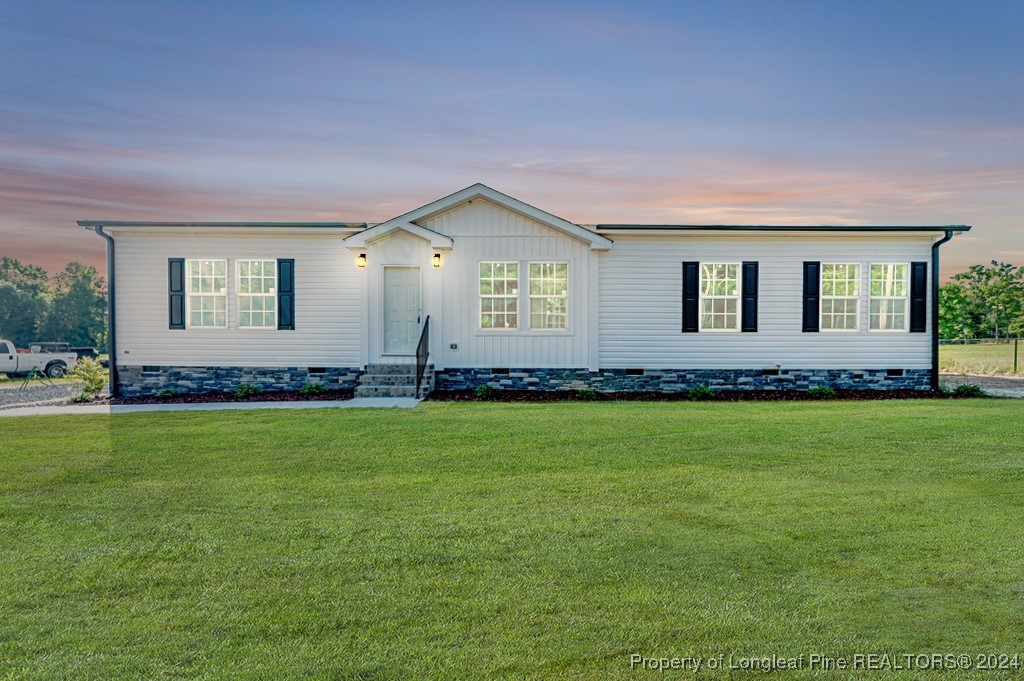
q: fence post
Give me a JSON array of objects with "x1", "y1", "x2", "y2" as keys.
[{"x1": 1015, "y1": 338, "x2": 1019, "y2": 374}]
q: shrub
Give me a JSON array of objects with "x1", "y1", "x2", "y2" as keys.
[
  {"x1": 235, "y1": 383, "x2": 261, "y2": 398},
  {"x1": 68, "y1": 357, "x2": 106, "y2": 402},
  {"x1": 688, "y1": 385, "x2": 715, "y2": 401},
  {"x1": 952, "y1": 383, "x2": 987, "y2": 398},
  {"x1": 808, "y1": 385, "x2": 838, "y2": 400},
  {"x1": 300, "y1": 381, "x2": 326, "y2": 395},
  {"x1": 475, "y1": 385, "x2": 500, "y2": 400},
  {"x1": 575, "y1": 389, "x2": 599, "y2": 401},
  {"x1": 155, "y1": 388, "x2": 180, "y2": 399}
]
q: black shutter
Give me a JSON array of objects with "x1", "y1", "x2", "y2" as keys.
[
  {"x1": 682, "y1": 261, "x2": 699, "y2": 332},
  {"x1": 277, "y1": 258, "x2": 295, "y2": 330},
  {"x1": 168, "y1": 258, "x2": 185, "y2": 329},
  {"x1": 802, "y1": 261, "x2": 820, "y2": 332},
  {"x1": 909, "y1": 261, "x2": 927, "y2": 333},
  {"x1": 741, "y1": 261, "x2": 759, "y2": 332}
]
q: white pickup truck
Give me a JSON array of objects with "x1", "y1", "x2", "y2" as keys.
[{"x1": 0, "y1": 340, "x2": 78, "y2": 378}]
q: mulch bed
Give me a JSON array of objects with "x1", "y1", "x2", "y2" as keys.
[
  {"x1": 111, "y1": 389, "x2": 354, "y2": 405},
  {"x1": 428, "y1": 389, "x2": 971, "y2": 403}
]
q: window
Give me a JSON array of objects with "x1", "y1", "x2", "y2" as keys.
[
  {"x1": 700, "y1": 263, "x2": 740, "y2": 330},
  {"x1": 869, "y1": 263, "x2": 908, "y2": 331},
  {"x1": 186, "y1": 259, "x2": 227, "y2": 328},
  {"x1": 237, "y1": 260, "x2": 277, "y2": 328},
  {"x1": 529, "y1": 262, "x2": 568, "y2": 329},
  {"x1": 821, "y1": 263, "x2": 860, "y2": 331},
  {"x1": 480, "y1": 262, "x2": 519, "y2": 329}
]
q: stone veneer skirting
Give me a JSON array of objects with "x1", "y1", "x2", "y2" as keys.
[
  {"x1": 117, "y1": 366, "x2": 363, "y2": 397},
  {"x1": 435, "y1": 368, "x2": 933, "y2": 392}
]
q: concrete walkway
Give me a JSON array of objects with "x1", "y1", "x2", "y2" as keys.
[{"x1": 0, "y1": 397, "x2": 421, "y2": 418}]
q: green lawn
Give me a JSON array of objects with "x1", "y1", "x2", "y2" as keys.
[
  {"x1": 941, "y1": 341, "x2": 1022, "y2": 376},
  {"x1": 1, "y1": 401, "x2": 1023, "y2": 679}
]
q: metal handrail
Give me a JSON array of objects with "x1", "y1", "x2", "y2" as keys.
[{"x1": 415, "y1": 315, "x2": 430, "y2": 396}]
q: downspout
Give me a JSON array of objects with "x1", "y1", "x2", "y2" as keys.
[
  {"x1": 93, "y1": 225, "x2": 119, "y2": 397},
  {"x1": 931, "y1": 229, "x2": 954, "y2": 391}
]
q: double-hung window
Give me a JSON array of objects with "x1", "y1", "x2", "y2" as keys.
[
  {"x1": 237, "y1": 260, "x2": 277, "y2": 328},
  {"x1": 700, "y1": 263, "x2": 740, "y2": 330},
  {"x1": 821, "y1": 263, "x2": 860, "y2": 331},
  {"x1": 529, "y1": 262, "x2": 568, "y2": 330},
  {"x1": 869, "y1": 263, "x2": 908, "y2": 331},
  {"x1": 186, "y1": 259, "x2": 227, "y2": 328},
  {"x1": 480, "y1": 262, "x2": 519, "y2": 329}
]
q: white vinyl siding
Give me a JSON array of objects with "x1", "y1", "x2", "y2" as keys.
[
  {"x1": 820, "y1": 263, "x2": 860, "y2": 331},
  {"x1": 186, "y1": 259, "x2": 227, "y2": 328},
  {"x1": 112, "y1": 232, "x2": 361, "y2": 367},
  {"x1": 419, "y1": 198, "x2": 592, "y2": 369},
  {"x1": 479, "y1": 262, "x2": 519, "y2": 329},
  {"x1": 699, "y1": 263, "x2": 740, "y2": 331},
  {"x1": 869, "y1": 263, "x2": 909, "y2": 331},
  {"x1": 237, "y1": 260, "x2": 277, "y2": 328},
  {"x1": 599, "y1": 235, "x2": 934, "y2": 370},
  {"x1": 529, "y1": 262, "x2": 568, "y2": 330}
]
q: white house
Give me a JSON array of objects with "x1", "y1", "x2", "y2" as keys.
[{"x1": 80, "y1": 183, "x2": 970, "y2": 397}]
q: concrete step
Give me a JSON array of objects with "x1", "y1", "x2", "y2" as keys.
[
  {"x1": 365, "y1": 363, "x2": 427, "y2": 375},
  {"x1": 355, "y1": 385, "x2": 420, "y2": 398},
  {"x1": 358, "y1": 373, "x2": 417, "y2": 386}
]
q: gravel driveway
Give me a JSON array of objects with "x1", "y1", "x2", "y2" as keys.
[
  {"x1": 0, "y1": 381, "x2": 82, "y2": 408},
  {"x1": 941, "y1": 374, "x2": 1024, "y2": 398}
]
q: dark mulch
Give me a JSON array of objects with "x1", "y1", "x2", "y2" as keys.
[
  {"x1": 427, "y1": 389, "x2": 968, "y2": 403},
  {"x1": 111, "y1": 389, "x2": 355, "y2": 405}
]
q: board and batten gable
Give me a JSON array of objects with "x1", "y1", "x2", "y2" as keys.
[
  {"x1": 417, "y1": 198, "x2": 597, "y2": 370},
  {"x1": 599, "y1": 233, "x2": 935, "y2": 370},
  {"x1": 108, "y1": 229, "x2": 362, "y2": 368}
]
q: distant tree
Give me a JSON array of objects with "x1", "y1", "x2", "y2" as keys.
[
  {"x1": 0, "y1": 257, "x2": 51, "y2": 347},
  {"x1": 36, "y1": 263, "x2": 107, "y2": 349},
  {"x1": 940, "y1": 261, "x2": 1024, "y2": 339}
]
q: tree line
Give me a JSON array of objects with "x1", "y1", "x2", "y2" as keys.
[
  {"x1": 939, "y1": 261, "x2": 1024, "y2": 340},
  {"x1": 0, "y1": 255, "x2": 1020, "y2": 351},
  {"x1": 0, "y1": 257, "x2": 107, "y2": 351}
]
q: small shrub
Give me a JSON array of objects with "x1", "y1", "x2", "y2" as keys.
[
  {"x1": 952, "y1": 383, "x2": 987, "y2": 398},
  {"x1": 235, "y1": 383, "x2": 261, "y2": 398},
  {"x1": 688, "y1": 385, "x2": 715, "y2": 401},
  {"x1": 300, "y1": 381, "x2": 326, "y2": 395},
  {"x1": 808, "y1": 385, "x2": 838, "y2": 400},
  {"x1": 69, "y1": 357, "x2": 106, "y2": 401},
  {"x1": 475, "y1": 384, "x2": 500, "y2": 400},
  {"x1": 575, "y1": 389, "x2": 599, "y2": 401},
  {"x1": 156, "y1": 388, "x2": 180, "y2": 399}
]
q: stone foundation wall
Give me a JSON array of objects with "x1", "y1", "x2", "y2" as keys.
[
  {"x1": 434, "y1": 368, "x2": 933, "y2": 392},
  {"x1": 117, "y1": 366, "x2": 363, "y2": 397}
]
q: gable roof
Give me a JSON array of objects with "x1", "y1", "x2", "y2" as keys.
[
  {"x1": 345, "y1": 183, "x2": 613, "y2": 251},
  {"x1": 343, "y1": 221, "x2": 454, "y2": 250}
]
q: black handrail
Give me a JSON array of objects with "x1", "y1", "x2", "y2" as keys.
[{"x1": 415, "y1": 315, "x2": 430, "y2": 396}]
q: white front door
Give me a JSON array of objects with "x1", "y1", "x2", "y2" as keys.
[{"x1": 382, "y1": 267, "x2": 421, "y2": 354}]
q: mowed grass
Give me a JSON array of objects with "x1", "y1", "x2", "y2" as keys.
[
  {"x1": 941, "y1": 342, "x2": 1022, "y2": 376},
  {"x1": 1, "y1": 401, "x2": 1023, "y2": 679}
]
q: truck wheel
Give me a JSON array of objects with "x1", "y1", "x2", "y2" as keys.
[{"x1": 46, "y1": 362, "x2": 67, "y2": 378}]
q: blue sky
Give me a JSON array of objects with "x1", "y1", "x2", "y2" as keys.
[{"x1": 1, "y1": 0, "x2": 1021, "y2": 274}]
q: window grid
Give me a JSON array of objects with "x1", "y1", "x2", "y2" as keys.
[
  {"x1": 820, "y1": 263, "x2": 860, "y2": 331},
  {"x1": 869, "y1": 263, "x2": 909, "y2": 331},
  {"x1": 237, "y1": 260, "x2": 277, "y2": 328},
  {"x1": 529, "y1": 262, "x2": 568, "y2": 330},
  {"x1": 480, "y1": 262, "x2": 519, "y2": 329},
  {"x1": 186, "y1": 259, "x2": 227, "y2": 328},
  {"x1": 700, "y1": 263, "x2": 740, "y2": 331}
]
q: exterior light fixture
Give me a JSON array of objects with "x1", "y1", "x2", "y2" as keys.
[
  {"x1": 433, "y1": 253, "x2": 441, "y2": 268},
  {"x1": 356, "y1": 253, "x2": 366, "y2": 268}
]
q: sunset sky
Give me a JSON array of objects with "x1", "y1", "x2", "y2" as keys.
[{"x1": 1, "y1": 0, "x2": 1021, "y2": 276}]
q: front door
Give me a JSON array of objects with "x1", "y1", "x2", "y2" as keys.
[{"x1": 382, "y1": 267, "x2": 421, "y2": 354}]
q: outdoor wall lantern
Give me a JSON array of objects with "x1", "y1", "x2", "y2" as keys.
[
  {"x1": 433, "y1": 253, "x2": 441, "y2": 268},
  {"x1": 356, "y1": 253, "x2": 366, "y2": 268}
]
